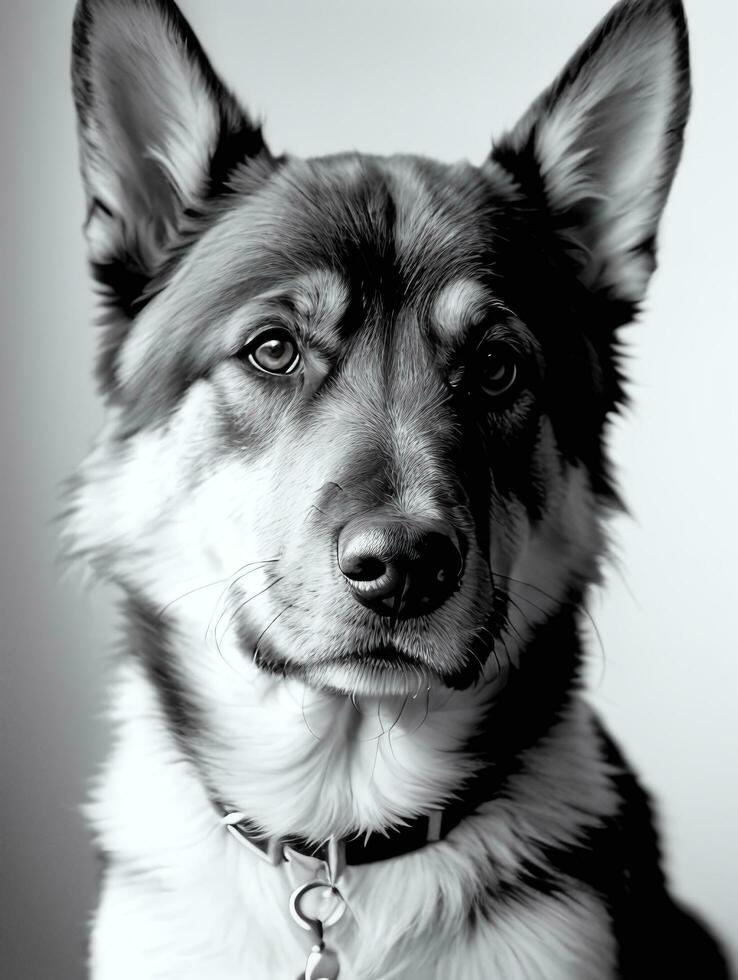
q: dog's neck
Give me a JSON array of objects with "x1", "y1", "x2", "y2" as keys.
[
  {"x1": 125, "y1": 597, "x2": 583, "y2": 846},
  {"x1": 93, "y1": 620, "x2": 618, "y2": 980}
]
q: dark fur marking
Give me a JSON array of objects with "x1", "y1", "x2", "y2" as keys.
[
  {"x1": 465, "y1": 600, "x2": 583, "y2": 775},
  {"x1": 124, "y1": 597, "x2": 202, "y2": 747},
  {"x1": 588, "y1": 725, "x2": 729, "y2": 977}
]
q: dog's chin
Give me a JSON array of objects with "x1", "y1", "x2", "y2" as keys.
[
  {"x1": 301, "y1": 652, "x2": 443, "y2": 698},
  {"x1": 249, "y1": 636, "x2": 481, "y2": 696}
]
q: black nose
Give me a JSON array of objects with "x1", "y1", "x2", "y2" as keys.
[{"x1": 337, "y1": 515, "x2": 465, "y2": 618}]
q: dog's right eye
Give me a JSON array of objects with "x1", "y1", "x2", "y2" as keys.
[{"x1": 239, "y1": 328, "x2": 301, "y2": 376}]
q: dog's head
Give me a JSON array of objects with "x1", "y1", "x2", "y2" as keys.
[{"x1": 66, "y1": 0, "x2": 689, "y2": 700}]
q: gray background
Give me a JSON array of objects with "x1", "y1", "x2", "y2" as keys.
[{"x1": 2, "y1": 1, "x2": 736, "y2": 976}]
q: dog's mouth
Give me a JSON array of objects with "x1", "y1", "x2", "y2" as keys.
[{"x1": 242, "y1": 630, "x2": 488, "y2": 696}]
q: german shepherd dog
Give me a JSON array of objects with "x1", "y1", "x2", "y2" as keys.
[{"x1": 67, "y1": 0, "x2": 728, "y2": 977}]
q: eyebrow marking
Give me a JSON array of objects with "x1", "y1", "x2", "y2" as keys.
[
  {"x1": 432, "y1": 279, "x2": 492, "y2": 341},
  {"x1": 217, "y1": 268, "x2": 349, "y2": 359},
  {"x1": 291, "y1": 269, "x2": 349, "y2": 355}
]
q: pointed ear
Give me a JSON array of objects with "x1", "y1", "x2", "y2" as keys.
[
  {"x1": 491, "y1": 0, "x2": 690, "y2": 304},
  {"x1": 71, "y1": 0, "x2": 273, "y2": 315}
]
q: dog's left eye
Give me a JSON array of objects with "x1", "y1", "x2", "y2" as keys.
[
  {"x1": 241, "y1": 328, "x2": 301, "y2": 376},
  {"x1": 480, "y1": 343, "x2": 520, "y2": 398}
]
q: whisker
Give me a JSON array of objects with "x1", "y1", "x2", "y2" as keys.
[
  {"x1": 495, "y1": 591, "x2": 529, "y2": 643},
  {"x1": 253, "y1": 604, "x2": 293, "y2": 668},
  {"x1": 495, "y1": 629, "x2": 513, "y2": 673},
  {"x1": 157, "y1": 577, "x2": 229, "y2": 619},
  {"x1": 468, "y1": 624, "x2": 501, "y2": 683},
  {"x1": 481, "y1": 626, "x2": 504, "y2": 680},
  {"x1": 504, "y1": 589, "x2": 546, "y2": 623},
  {"x1": 388, "y1": 696, "x2": 408, "y2": 735},
  {"x1": 467, "y1": 643, "x2": 488, "y2": 685},
  {"x1": 157, "y1": 558, "x2": 278, "y2": 619},
  {"x1": 369, "y1": 722, "x2": 383, "y2": 783},
  {"x1": 395, "y1": 686, "x2": 431, "y2": 740},
  {"x1": 208, "y1": 565, "x2": 271, "y2": 645},
  {"x1": 214, "y1": 576, "x2": 284, "y2": 649},
  {"x1": 208, "y1": 560, "x2": 278, "y2": 642},
  {"x1": 495, "y1": 571, "x2": 606, "y2": 668},
  {"x1": 359, "y1": 697, "x2": 391, "y2": 744},
  {"x1": 301, "y1": 684, "x2": 323, "y2": 742},
  {"x1": 377, "y1": 699, "x2": 386, "y2": 735},
  {"x1": 385, "y1": 697, "x2": 409, "y2": 764},
  {"x1": 208, "y1": 566, "x2": 269, "y2": 653}
]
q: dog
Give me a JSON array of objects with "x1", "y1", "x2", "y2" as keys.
[{"x1": 66, "y1": 0, "x2": 729, "y2": 976}]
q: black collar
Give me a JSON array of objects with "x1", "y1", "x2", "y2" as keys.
[{"x1": 219, "y1": 786, "x2": 485, "y2": 869}]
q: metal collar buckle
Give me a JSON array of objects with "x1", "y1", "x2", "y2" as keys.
[
  {"x1": 289, "y1": 880, "x2": 343, "y2": 980},
  {"x1": 222, "y1": 811, "x2": 284, "y2": 865},
  {"x1": 286, "y1": 845, "x2": 346, "y2": 980},
  {"x1": 279, "y1": 838, "x2": 346, "y2": 979},
  {"x1": 284, "y1": 836, "x2": 345, "y2": 887}
]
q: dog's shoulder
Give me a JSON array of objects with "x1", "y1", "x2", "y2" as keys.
[{"x1": 589, "y1": 722, "x2": 730, "y2": 977}]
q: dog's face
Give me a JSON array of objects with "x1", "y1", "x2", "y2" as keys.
[{"x1": 67, "y1": 0, "x2": 689, "y2": 700}]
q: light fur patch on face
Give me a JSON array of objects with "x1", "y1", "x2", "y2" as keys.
[
  {"x1": 432, "y1": 278, "x2": 490, "y2": 342},
  {"x1": 62, "y1": 382, "x2": 234, "y2": 580},
  {"x1": 386, "y1": 160, "x2": 467, "y2": 283}
]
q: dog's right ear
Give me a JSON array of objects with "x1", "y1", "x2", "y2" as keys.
[
  {"x1": 71, "y1": 0, "x2": 273, "y2": 320},
  {"x1": 490, "y1": 0, "x2": 690, "y2": 307}
]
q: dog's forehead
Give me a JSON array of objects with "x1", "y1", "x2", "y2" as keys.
[{"x1": 221, "y1": 152, "x2": 507, "y2": 330}]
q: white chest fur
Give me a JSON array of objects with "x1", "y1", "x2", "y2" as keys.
[
  {"x1": 88, "y1": 665, "x2": 617, "y2": 979},
  {"x1": 92, "y1": 859, "x2": 613, "y2": 980}
]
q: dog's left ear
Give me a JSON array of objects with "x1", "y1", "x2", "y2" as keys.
[{"x1": 491, "y1": 0, "x2": 690, "y2": 304}]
